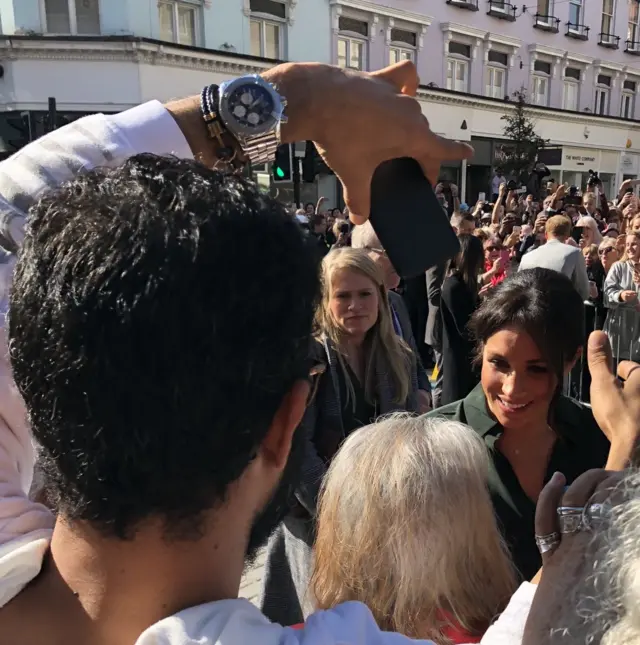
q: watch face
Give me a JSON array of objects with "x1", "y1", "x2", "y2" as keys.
[{"x1": 227, "y1": 82, "x2": 276, "y2": 131}]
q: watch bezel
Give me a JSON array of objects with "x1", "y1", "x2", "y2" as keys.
[{"x1": 218, "y1": 75, "x2": 285, "y2": 140}]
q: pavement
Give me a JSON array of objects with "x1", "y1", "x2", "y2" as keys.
[{"x1": 239, "y1": 549, "x2": 266, "y2": 606}]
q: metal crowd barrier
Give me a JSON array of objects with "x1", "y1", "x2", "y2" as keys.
[{"x1": 564, "y1": 301, "x2": 638, "y2": 405}]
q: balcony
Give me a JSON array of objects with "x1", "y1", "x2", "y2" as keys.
[
  {"x1": 565, "y1": 22, "x2": 590, "y2": 41},
  {"x1": 487, "y1": 0, "x2": 517, "y2": 21},
  {"x1": 445, "y1": 0, "x2": 479, "y2": 10},
  {"x1": 533, "y1": 13, "x2": 560, "y2": 33},
  {"x1": 626, "y1": 39, "x2": 640, "y2": 55},
  {"x1": 598, "y1": 32, "x2": 620, "y2": 49}
]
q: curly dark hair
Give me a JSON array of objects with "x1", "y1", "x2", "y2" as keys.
[{"x1": 9, "y1": 154, "x2": 320, "y2": 540}]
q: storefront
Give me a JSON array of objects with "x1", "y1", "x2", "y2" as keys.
[
  {"x1": 620, "y1": 152, "x2": 640, "y2": 183},
  {"x1": 546, "y1": 146, "x2": 618, "y2": 198}
]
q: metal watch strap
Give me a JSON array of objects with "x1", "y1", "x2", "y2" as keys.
[{"x1": 242, "y1": 131, "x2": 280, "y2": 166}]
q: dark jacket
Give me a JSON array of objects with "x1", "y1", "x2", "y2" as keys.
[
  {"x1": 424, "y1": 384, "x2": 609, "y2": 580},
  {"x1": 440, "y1": 274, "x2": 479, "y2": 405},
  {"x1": 388, "y1": 290, "x2": 430, "y2": 393},
  {"x1": 425, "y1": 261, "x2": 448, "y2": 350}
]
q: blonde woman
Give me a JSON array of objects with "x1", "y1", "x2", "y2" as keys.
[
  {"x1": 312, "y1": 414, "x2": 517, "y2": 644},
  {"x1": 576, "y1": 215, "x2": 603, "y2": 248},
  {"x1": 260, "y1": 248, "x2": 419, "y2": 626}
]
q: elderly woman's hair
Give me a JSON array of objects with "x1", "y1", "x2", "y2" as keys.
[
  {"x1": 598, "y1": 470, "x2": 640, "y2": 645},
  {"x1": 350, "y1": 220, "x2": 381, "y2": 250},
  {"x1": 474, "y1": 228, "x2": 489, "y2": 242},
  {"x1": 316, "y1": 248, "x2": 412, "y2": 406},
  {"x1": 311, "y1": 414, "x2": 516, "y2": 643},
  {"x1": 470, "y1": 269, "x2": 584, "y2": 396},
  {"x1": 577, "y1": 215, "x2": 603, "y2": 245},
  {"x1": 599, "y1": 237, "x2": 617, "y2": 251}
]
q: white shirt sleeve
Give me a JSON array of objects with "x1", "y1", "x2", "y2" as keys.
[
  {"x1": 478, "y1": 582, "x2": 536, "y2": 645},
  {"x1": 0, "y1": 100, "x2": 193, "y2": 251}
]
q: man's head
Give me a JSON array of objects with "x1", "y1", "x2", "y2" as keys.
[
  {"x1": 351, "y1": 220, "x2": 399, "y2": 290},
  {"x1": 311, "y1": 214, "x2": 326, "y2": 235},
  {"x1": 9, "y1": 155, "x2": 320, "y2": 553},
  {"x1": 545, "y1": 214, "x2": 572, "y2": 242},
  {"x1": 450, "y1": 211, "x2": 476, "y2": 235}
]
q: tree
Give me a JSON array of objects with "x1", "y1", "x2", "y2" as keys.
[{"x1": 497, "y1": 88, "x2": 549, "y2": 182}]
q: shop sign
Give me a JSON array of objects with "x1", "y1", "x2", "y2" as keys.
[
  {"x1": 621, "y1": 153, "x2": 640, "y2": 175},
  {"x1": 562, "y1": 148, "x2": 600, "y2": 171},
  {"x1": 564, "y1": 154, "x2": 597, "y2": 165}
]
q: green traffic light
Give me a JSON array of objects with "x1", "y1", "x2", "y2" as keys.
[{"x1": 275, "y1": 167, "x2": 285, "y2": 178}]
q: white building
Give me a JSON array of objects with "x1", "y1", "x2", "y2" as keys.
[{"x1": 0, "y1": 0, "x2": 638, "y2": 203}]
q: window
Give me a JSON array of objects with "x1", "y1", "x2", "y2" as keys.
[
  {"x1": 569, "y1": 0, "x2": 583, "y2": 25},
  {"x1": 532, "y1": 60, "x2": 552, "y2": 106},
  {"x1": 622, "y1": 79, "x2": 637, "y2": 118},
  {"x1": 43, "y1": 0, "x2": 100, "y2": 34},
  {"x1": 630, "y1": 0, "x2": 640, "y2": 43},
  {"x1": 446, "y1": 42, "x2": 471, "y2": 92},
  {"x1": 485, "y1": 50, "x2": 508, "y2": 98},
  {"x1": 250, "y1": 0, "x2": 286, "y2": 59},
  {"x1": 337, "y1": 17, "x2": 368, "y2": 70},
  {"x1": 389, "y1": 27, "x2": 416, "y2": 65},
  {"x1": 601, "y1": 0, "x2": 616, "y2": 35},
  {"x1": 159, "y1": 1, "x2": 200, "y2": 45},
  {"x1": 537, "y1": 0, "x2": 553, "y2": 13},
  {"x1": 563, "y1": 67, "x2": 581, "y2": 110},
  {"x1": 595, "y1": 74, "x2": 611, "y2": 115},
  {"x1": 486, "y1": 67, "x2": 505, "y2": 98}
]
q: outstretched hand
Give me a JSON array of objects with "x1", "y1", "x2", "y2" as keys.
[{"x1": 588, "y1": 330, "x2": 640, "y2": 468}]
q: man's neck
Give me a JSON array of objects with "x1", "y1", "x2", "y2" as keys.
[{"x1": 36, "y1": 514, "x2": 248, "y2": 643}]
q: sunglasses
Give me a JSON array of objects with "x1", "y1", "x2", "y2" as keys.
[
  {"x1": 486, "y1": 245, "x2": 503, "y2": 252},
  {"x1": 307, "y1": 360, "x2": 327, "y2": 406},
  {"x1": 598, "y1": 248, "x2": 614, "y2": 256}
]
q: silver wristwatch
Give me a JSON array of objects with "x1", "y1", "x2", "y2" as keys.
[{"x1": 217, "y1": 75, "x2": 288, "y2": 166}]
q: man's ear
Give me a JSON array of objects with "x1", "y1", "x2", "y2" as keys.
[{"x1": 260, "y1": 380, "x2": 309, "y2": 470}]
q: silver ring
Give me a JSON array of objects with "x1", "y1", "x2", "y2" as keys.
[
  {"x1": 558, "y1": 513, "x2": 584, "y2": 534},
  {"x1": 557, "y1": 506, "x2": 584, "y2": 516},
  {"x1": 582, "y1": 502, "x2": 610, "y2": 531},
  {"x1": 535, "y1": 531, "x2": 561, "y2": 554}
]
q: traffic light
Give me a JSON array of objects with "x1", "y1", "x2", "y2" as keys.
[
  {"x1": 271, "y1": 143, "x2": 292, "y2": 182},
  {"x1": 302, "y1": 141, "x2": 333, "y2": 183},
  {"x1": 1, "y1": 112, "x2": 33, "y2": 154}
]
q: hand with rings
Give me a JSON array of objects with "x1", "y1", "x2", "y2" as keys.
[{"x1": 523, "y1": 469, "x2": 624, "y2": 645}]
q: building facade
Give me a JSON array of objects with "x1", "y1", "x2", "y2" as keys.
[{"x1": 0, "y1": 0, "x2": 638, "y2": 202}]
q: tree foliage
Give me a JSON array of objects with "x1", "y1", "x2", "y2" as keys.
[{"x1": 497, "y1": 88, "x2": 549, "y2": 181}]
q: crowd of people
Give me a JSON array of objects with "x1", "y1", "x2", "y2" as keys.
[{"x1": 0, "y1": 59, "x2": 640, "y2": 645}]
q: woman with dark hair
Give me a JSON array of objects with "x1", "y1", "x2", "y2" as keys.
[
  {"x1": 440, "y1": 234, "x2": 485, "y2": 405},
  {"x1": 425, "y1": 268, "x2": 610, "y2": 580}
]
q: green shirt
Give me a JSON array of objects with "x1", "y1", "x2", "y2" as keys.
[{"x1": 424, "y1": 383, "x2": 609, "y2": 580}]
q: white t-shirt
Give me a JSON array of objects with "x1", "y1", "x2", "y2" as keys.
[{"x1": 0, "y1": 101, "x2": 536, "y2": 645}]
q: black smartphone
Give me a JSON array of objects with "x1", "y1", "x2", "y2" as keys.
[
  {"x1": 572, "y1": 226, "x2": 584, "y2": 245},
  {"x1": 369, "y1": 158, "x2": 460, "y2": 278}
]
